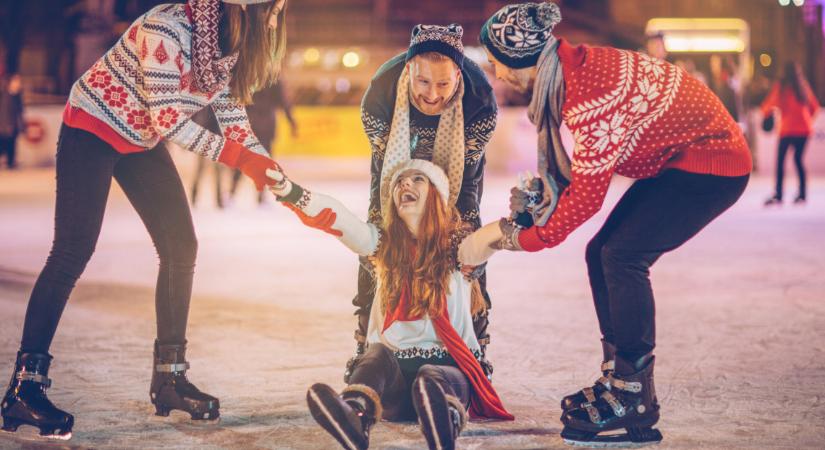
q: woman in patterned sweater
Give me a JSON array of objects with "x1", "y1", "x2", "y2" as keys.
[
  {"x1": 480, "y1": 2, "x2": 751, "y2": 447},
  {"x1": 268, "y1": 158, "x2": 514, "y2": 450},
  {"x1": 2, "y1": 0, "x2": 289, "y2": 440}
]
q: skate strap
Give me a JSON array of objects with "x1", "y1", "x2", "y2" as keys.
[
  {"x1": 600, "y1": 391, "x2": 626, "y2": 418},
  {"x1": 155, "y1": 362, "x2": 190, "y2": 373},
  {"x1": 595, "y1": 375, "x2": 611, "y2": 389},
  {"x1": 582, "y1": 387, "x2": 597, "y2": 403},
  {"x1": 17, "y1": 371, "x2": 52, "y2": 387},
  {"x1": 608, "y1": 375, "x2": 642, "y2": 393},
  {"x1": 600, "y1": 360, "x2": 615, "y2": 372},
  {"x1": 582, "y1": 402, "x2": 601, "y2": 423}
]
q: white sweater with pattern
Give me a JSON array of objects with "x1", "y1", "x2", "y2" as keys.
[
  {"x1": 288, "y1": 188, "x2": 503, "y2": 360},
  {"x1": 65, "y1": 3, "x2": 265, "y2": 159}
]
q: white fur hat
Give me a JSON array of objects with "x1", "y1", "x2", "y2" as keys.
[{"x1": 387, "y1": 159, "x2": 450, "y2": 207}]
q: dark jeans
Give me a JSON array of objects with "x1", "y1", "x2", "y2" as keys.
[
  {"x1": 349, "y1": 343, "x2": 470, "y2": 421},
  {"x1": 585, "y1": 169, "x2": 749, "y2": 362},
  {"x1": 0, "y1": 133, "x2": 17, "y2": 168},
  {"x1": 773, "y1": 136, "x2": 808, "y2": 200},
  {"x1": 20, "y1": 124, "x2": 197, "y2": 353}
]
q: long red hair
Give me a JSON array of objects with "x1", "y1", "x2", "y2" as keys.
[{"x1": 375, "y1": 181, "x2": 485, "y2": 318}]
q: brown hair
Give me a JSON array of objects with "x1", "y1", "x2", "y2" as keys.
[
  {"x1": 376, "y1": 181, "x2": 486, "y2": 319},
  {"x1": 219, "y1": 1, "x2": 287, "y2": 104},
  {"x1": 781, "y1": 61, "x2": 811, "y2": 104}
]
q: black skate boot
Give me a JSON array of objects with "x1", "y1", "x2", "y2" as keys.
[
  {"x1": 1, "y1": 352, "x2": 73, "y2": 440},
  {"x1": 306, "y1": 383, "x2": 380, "y2": 450},
  {"x1": 150, "y1": 341, "x2": 219, "y2": 421},
  {"x1": 561, "y1": 353, "x2": 662, "y2": 448},
  {"x1": 412, "y1": 374, "x2": 467, "y2": 450},
  {"x1": 561, "y1": 339, "x2": 616, "y2": 411}
]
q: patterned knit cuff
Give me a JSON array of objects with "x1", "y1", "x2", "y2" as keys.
[
  {"x1": 278, "y1": 183, "x2": 307, "y2": 206},
  {"x1": 517, "y1": 226, "x2": 547, "y2": 253}
]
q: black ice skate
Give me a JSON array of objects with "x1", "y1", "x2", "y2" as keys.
[
  {"x1": 561, "y1": 354, "x2": 662, "y2": 448},
  {"x1": 561, "y1": 339, "x2": 616, "y2": 411},
  {"x1": 306, "y1": 383, "x2": 380, "y2": 450},
  {"x1": 150, "y1": 341, "x2": 219, "y2": 421},
  {"x1": 412, "y1": 374, "x2": 467, "y2": 450},
  {"x1": 1, "y1": 352, "x2": 73, "y2": 440}
]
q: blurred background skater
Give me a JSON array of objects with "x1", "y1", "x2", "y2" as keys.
[
  {"x1": 189, "y1": 107, "x2": 228, "y2": 209},
  {"x1": 0, "y1": 73, "x2": 25, "y2": 170},
  {"x1": 762, "y1": 61, "x2": 820, "y2": 206}
]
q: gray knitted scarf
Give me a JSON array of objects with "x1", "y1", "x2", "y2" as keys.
[{"x1": 526, "y1": 36, "x2": 569, "y2": 227}]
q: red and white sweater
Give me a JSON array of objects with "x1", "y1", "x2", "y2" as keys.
[
  {"x1": 518, "y1": 40, "x2": 752, "y2": 252},
  {"x1": 63, "y1": 3, "x2": 265, "y2": 160}
]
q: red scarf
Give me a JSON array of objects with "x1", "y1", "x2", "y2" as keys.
[{"x1": 382, "y1": 284, "x2": 514, "y2": 421}]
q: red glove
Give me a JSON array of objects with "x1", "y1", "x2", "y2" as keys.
[
  {"x1": 218, "y1": 140, "x2": 281, "y2": 191},
  {"x1": 283, "y1": 203, "x2": 343, "y2": 237}
]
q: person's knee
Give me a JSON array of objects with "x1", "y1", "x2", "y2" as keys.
[
  {"x1": 363, "y1": 343, "x2": 394, "y2": 362},
  {"x1": 415, "y1": 365, "x2": 443, "y2": 384},
  {"x1": 158, "y1": 233, "x2": 198, "y2": 268},
  {"x1": 601, "y1": 245, "x2": 652, "y2": 277},
  {"x1": 45, "y1": 238, "x2": 97, "y2": 278},
  {"x1": 585, "y1": 236, "x2": 605, "y2": 269}
]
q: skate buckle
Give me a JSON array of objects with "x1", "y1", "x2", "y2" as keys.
[
  {"x1": 600, "y1": 360, "x2": 615, "y2": 372},
  {"x1": 582, "y1": 402, "x2": 602, "y2": 423},
  {"x1": 607, "y1": 373, "x2": 641, "y2": 393},
  {"x1": 16, "y1": 371, "x2": 52, "y2": 387},
  {"x1": 610, "y1": 377, "x2": 642, "y2": 393},
  {"x1": 600, "y1": 391, "x2": 626, "y2": 418},
  {"x1": 155, "y1": 362, "x2": 190, "y2": 373},
  {"x1": 582, "y1": 387, "x2": 597, "y2": 403}
]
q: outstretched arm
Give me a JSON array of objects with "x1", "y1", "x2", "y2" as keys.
[{"x1": 268, "y1": 170, "x2": 380, "y2": 256}]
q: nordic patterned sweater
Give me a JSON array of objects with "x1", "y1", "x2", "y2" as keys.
[
  {"x1": 361, "y1": 53, "x2": 498, "y2": 228},
  {"x1": 518, "y1": 40, "x2": 753, "y2": 252},
  {"x1": 63, "y1": 3, "x2": 266, "y2": 159}
]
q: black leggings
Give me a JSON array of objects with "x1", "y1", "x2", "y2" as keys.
[
  {"x1": 349, "y1": 343, "x2": 471, "y2": 421},
  {"x1": 773, "y1": 136, "x2": 808, "y2": 200},
  {"x1": 20, "y1": 124, "x2": 197, "y2": 353},
  {"x1": 585, "y1": 170, "x2": 749, "y2": 362}
]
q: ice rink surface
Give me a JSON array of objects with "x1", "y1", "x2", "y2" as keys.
[{"x1": 1, "y1": 159, "x2": 823, "y2": 449}]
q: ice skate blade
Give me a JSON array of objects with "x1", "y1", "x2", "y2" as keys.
[
  {"x1": 563, "y1": 438, "x2": 657, "y2": 449},
  {"x1": 562, "y1": 429, "x2": 662, "y2": 448},
  {"x1": 149, "y1": 410, "x2": 221, "y2": 425},
  {"x1": 0, "y1": 426, "x2": 72, "y2": 441}
]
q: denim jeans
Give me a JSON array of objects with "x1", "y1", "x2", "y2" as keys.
[
  {"x1": 349, "y1": 343, "x2": 470, "y2": 421},
  {"x1": 585, "y1": 169, "x2": 749, "y2": 362},
  {"x1": 20, "y1": 124, "x2": 198, "y2": 353}
]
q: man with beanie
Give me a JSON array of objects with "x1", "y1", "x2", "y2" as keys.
[
  {"x1": 480, "y1": 2, "x2": 751, "y2": 447},
  {"x1": 350, "y1": 23, "x2": 498, "y2": 378}
]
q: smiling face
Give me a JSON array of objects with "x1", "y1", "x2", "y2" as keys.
[
  {"x1": 392, "y1": 169, "x2": 431, "y2": 229},
  {"x1": 484, "y1": 48, "x2": 536, "y2": 94},
  {"x1": 407, "y1": 54, "x2": 461, "y2": 115}
]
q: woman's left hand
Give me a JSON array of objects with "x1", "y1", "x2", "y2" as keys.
[{"x1": 266, "y1": 169, "x2": 292, "y2": 197}]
